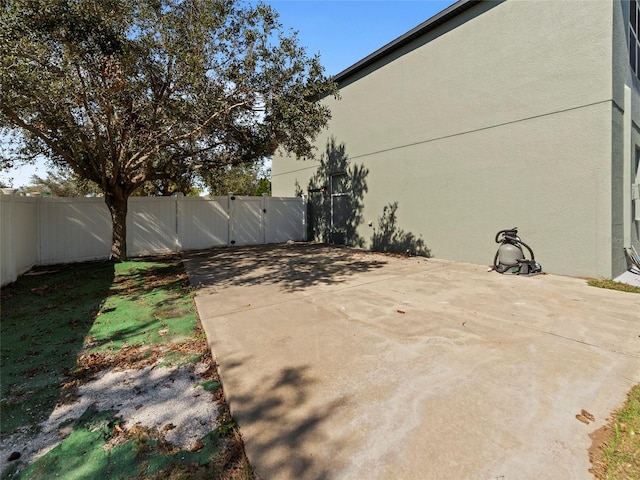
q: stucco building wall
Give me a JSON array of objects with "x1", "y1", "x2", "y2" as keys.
[{"x1": 273, "y1": 0, "x2": 639, "y2": 278}]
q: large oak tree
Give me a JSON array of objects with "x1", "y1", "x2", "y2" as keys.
[{"x1": 0, "y1": 0, "x2": 337, "y2": 259}]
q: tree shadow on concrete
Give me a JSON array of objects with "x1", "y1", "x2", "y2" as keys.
[
  {"x1": 303, "y1": 137, "x2": 368, "y2": 248},
  {"x1": 184, "y1": 243, "x2": 386, "y2": 293},
  {"x1": 220, "y1": 358, "x2": 345, "y2": 480},
  {"x1": 371, "y1": 202, "x2": 431, "y2": 257}
]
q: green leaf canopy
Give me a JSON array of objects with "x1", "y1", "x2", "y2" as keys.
[{"x1": 0, "y1": 0, "x2": 337, "y2": 259}]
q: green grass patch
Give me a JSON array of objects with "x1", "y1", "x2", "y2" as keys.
[
  {"x1": 1, "y1": 257, "x2": 252, "y2": 480},
  {"x1": 87, "y1": 260, "x2": 197, "y2": 353},
  {"x1": 197, "y1": 379, "x2": 221, "y2": 392},
  {"x1": 15, "y1": 407, "x2": 223, "y2": 480},
  {"x1": 0, "y1": 258, "x2": 197, "y2": 437},
  {"x1": 17, "y1": 408, "x2": 131, "y2": 480},
  {"x1": 0, "y1": 262, "x2": 115, "y2": 435},
  {"x1": 592, "y1": 385, "x2": 640, "y2": 479},
  {"x1": 587, "y1": 278, "x2": 640, "y2": 294}
]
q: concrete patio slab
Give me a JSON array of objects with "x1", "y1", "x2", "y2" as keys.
[
  {"x1": 615, "y1": 270, "x2": 640, "y2": 287},
  {"x1": 183, "y1": 244, "x2": 640, "y2": 480}
]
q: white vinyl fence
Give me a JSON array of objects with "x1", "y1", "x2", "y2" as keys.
[{"x1": 1, "y1": 192, "x2": 306, "y2": 286}]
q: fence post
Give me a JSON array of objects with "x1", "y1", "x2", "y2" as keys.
[
  {"x1": 228, "y1": 192, "x2": 234, "y2": 246},
  {"x1": 1, "y1": 189, "x2": 17, "y2": 283},
  {"x1": 262, "y1": 193, "x2": 268, "y2": 245},
  {"x1": 175, "y1": 193, "x2": 183, "y2": 253},
  {"x1": 301, "y1": 194, "x2": 308, "y2": 242},
  {"x1": 36, "y1": 195, "x2": 42, "y2": 265}
]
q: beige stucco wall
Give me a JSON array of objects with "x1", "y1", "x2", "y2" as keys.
[{"x1": 273, "y1": 0, "x2": 622, "y2": 277}]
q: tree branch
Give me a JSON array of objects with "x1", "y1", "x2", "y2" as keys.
[
  {"x1": 73, "y1": 62, "x2": 109, "y2": 166},
  {"x1": 0, "y1": 102, "x2": 75, "y2": 167},
  {"x1": 124, "y1": 99, "x2": 248, "y2": 173}
]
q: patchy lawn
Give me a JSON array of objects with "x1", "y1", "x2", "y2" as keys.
[
  {"x1": 0, "y1": 258, "x2": 252, "y2": 479},
  {"x1": 585, "y1": 279, "x2": 640, "y2": 478},
  {"x1": 590, "y1": 385, "x2": 640, "y2": 479},
  {"x1": 587, "y1": 278, "x2": 640, "y2": 294}
]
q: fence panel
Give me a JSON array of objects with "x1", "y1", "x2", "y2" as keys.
[
  {"x1": 1, "y1": 195, "x2": 38, "y2": 285},
  {"x1": 39, "y1": 198, "x2": 111, "y2": 265},
  {"x1": 127, "y1": 197, "x2": 178, "y2": 257},
  {"x1": 229, "y1": 196, "x2": 264, "y2": 246},
  {"x1": 265, "y1": 197, "x2": 306, "y2": 244},
  {"x1": 0, "y1": 195, "x2": 11, "y2": 285},
  {"x1": 178, "y1": 196, "x2": 229, "y2": 250},
  {"x1": 13, "y1": 197, "x2": 39, "y2": 273},
  {"x1": 2, "y1": 194, "x2": 305, "y2": 285}
]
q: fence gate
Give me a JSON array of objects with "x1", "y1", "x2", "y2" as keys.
[{"x1": 229, "y1": 195, "x2": 265, "y2": 246}]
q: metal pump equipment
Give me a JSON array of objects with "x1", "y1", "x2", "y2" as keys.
[{"x1": 493, "y1": 228, "x2": 542, "y2": 275}]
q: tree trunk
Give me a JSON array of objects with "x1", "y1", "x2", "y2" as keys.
[{"x1": 104, "y1": 188, "x2": 129, "y2": 262}]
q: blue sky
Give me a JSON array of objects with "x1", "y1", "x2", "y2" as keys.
[
  {"x1": 1, "y1": 0, "x2": 457, "y2": 188},
  {"x1": 268, "y1": 0, "x2": 458, "y2": 76}
]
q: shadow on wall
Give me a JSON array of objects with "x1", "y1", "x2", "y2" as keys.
[
  {"x1": 296, "y1": 137, "x2": 431, "y2": 256},
  {"x1": 300, "y1": 137, "x2": 369, "y2": 247},
  {"x1": 371, "y1": 202, "x2": 431, "y2": 257}
]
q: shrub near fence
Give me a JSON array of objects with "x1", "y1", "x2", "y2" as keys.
[{"x1": 1, "y1": 192, "x2": 306, "y2": 286}]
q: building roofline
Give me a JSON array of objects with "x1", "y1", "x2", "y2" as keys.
[{"x1": 333, "y1": 0, "x2": 483, "y2": 84}]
